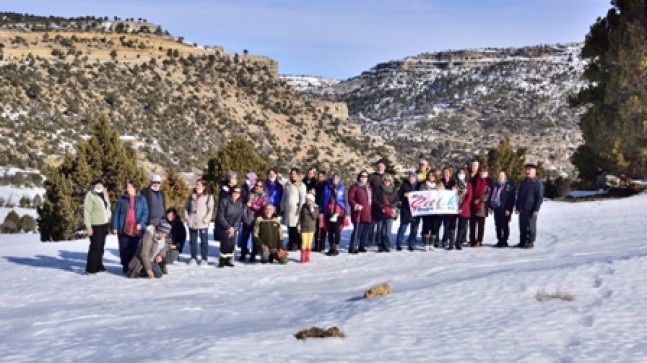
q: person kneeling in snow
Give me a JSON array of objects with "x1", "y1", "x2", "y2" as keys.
[
  {"x1": 127, "y1": 221, "x2": 171, "y2": 278},
  {"x1": 253, "y1": 204, "x2": 288, "y2": 264}
]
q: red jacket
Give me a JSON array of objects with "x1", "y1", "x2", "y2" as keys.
[
  {"x1": 471, "y1": 177, "x2": 491, "y2": 217},
  {"x1": 348, "y1": 182, "x2": 372, "y2": 223},
  {"x1": 459, "y1": 182, "x2": 473, "y2": 218}
]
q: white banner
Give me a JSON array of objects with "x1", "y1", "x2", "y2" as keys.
[{"x1": 407, "y1": 190, "x2": 458, "y2": 216}]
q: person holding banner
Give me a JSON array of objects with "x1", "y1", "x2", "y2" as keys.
[
  {"x1": 419, "y1": 170, "x2": 444, "y2": 250},
  {"x1": 396, "y1": 171, "x2": 420, "y2": 251},
  {"x1": 455, "y1": 167, "x2": 472, "y2": 250},
  {"x1": 469, "y1": 165, "x2": 491, "y2": 247},
  {"x1": 439, "y1": 167, "x2": 458, "y2": 249},
  {"x1": 372, "y1": 174, "x2": 399, "y2": 252}
]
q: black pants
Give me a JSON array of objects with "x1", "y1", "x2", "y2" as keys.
[
  {"x1": 367, "y1": 221, "x2": 377, "y2": 246},
  {"x1": 493, "y1": 208, "x2": 511, "y2": 243},
  {"x1": 421, "y1": 215, "x2": 442, "y2": 236},
  {"x1": 456, "y1": 217, "x2": 469, "y2": 244},
  {"x1": 327, "y1": 217, "x2": 342, "y2": 250},
  {"x1": 287, "y1": 226, "x2": 301, "y2": 251},
  {"x1": 518, "y1": 212, "x2": 538, "y2": 244},
  {"x1": 238, "y1": 223, "x2": 257, "y2": 257},
  {"x1": 441, "y1": 215, "x2": 457, "y2": 243},
  {"x1": 118, "y1": 233, "x2": 140, "y2": 273},
  {"x1": 469, "y1": 216, "x2": 486, "y2": 243},
  {"x1": 314, "y1": 214, "x2": 327, "y2": 251},
  {"x1": 217, "y1": 228, "x2": 237, "y2": 258},
  {"x1": 86, "y1": 223, "x2": 109, "y2": 273}
]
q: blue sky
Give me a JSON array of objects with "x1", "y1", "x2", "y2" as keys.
[{"x1": 2, "y1": 0, "x2": 610, "y2": 79}]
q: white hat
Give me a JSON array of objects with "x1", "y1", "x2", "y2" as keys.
[
  {"x1": 151, "y1": 174, "x2": 162, "y2": 183},
  {"x1": 306, "y1": 193, "x2": 315, "y2": 201}
]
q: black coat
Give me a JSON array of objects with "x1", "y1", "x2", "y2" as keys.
[
  {"x1": 372, "y1": 185, "x2": 399, "y2": 222},
  {"x1": 215, "y1": 197, "x2": 245, "y2": 231},
  {"x1": 490, "y1": 181, "x2": 516, "y2": 213},
  {"x1": 516, "y1": 178, "x2": 544, "y2": 213},
  {"x1": 398, "y1": 180, "x2": 418, "y2": 223},
  {"x1": 167, "y1": 216, "x2": 187, "y2": 253}
]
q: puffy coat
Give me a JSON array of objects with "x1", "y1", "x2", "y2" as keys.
[
  {"x1": 322, "y1": 179, "x2": 347, "y2": 216},
  {"x1": 372, "y1": 184, "x2": 399, "y2": 222},
  {"x1": 348, "y1": 182, "x2": 372, "y2": 223},
  {"x1": 265, "y1": 179, "x2": 284, "y2": 212},
  {"x1": 112, "y1": 193, "x2": 149, "y2": 235},
  {"x1": 215, "y1": 196, "x2": 245, "y2": 231},
  {"x1": 299, "y1": 204, "x2": 319, "y2": 232},
  {"x1": 127, "y1": 226, "x2": 168, "y2": 278},
  {"x1": 247, "y1": 191, "x2": 269, "y2": 218},
  {"x1": 184, "y1": 192, "x2": 214, "y2": 230},
  {"x1": 281, "y1": 180, "x2": 306, "y2": 227},
  {"x1": 398, "y1": 180, "x2": 418, "y2": 224}
]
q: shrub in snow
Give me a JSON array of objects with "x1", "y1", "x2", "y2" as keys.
[
  {"x1": 294, "y1": 327, "x2": 345, "y2": 340},
  {"x1": 363, "y1": 283, "x2": 392, "y2": 299}
]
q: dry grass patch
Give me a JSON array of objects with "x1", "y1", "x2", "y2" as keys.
[
  {"x1": 295, "y1": 326, "x2": 345, "y2": 340},
  {"x1": 535, "y1": 289, "x2": 574, "y2": 302},
  {"x1": 363, "y1": 283, "x2": 392, "y2": 299}
]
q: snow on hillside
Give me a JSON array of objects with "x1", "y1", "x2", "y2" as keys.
[
  {"x1": 0, "y1": 186, "x2": 44, "y2": 206},
  {"x1": 1, "y1": 195, "x2": 647, "y2": 362}
]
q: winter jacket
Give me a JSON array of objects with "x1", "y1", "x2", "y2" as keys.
[
  {"x1": 304, "y1": 177, "x2": 318, "y2": 196},
  {"x1": 184, "y1": 192, "x2": 214, "y2": 230},
  {"x1": 417, "y1": 168, "x2": 430, "y2": 183},
  {"x1": 253, "y1": 216, "x2": 283, "y2": 250},
  {"x1": 112, "y1": 193, "x2": 149, "y2": 235},
  {"x1": 368, "y1": 172, "x2": 385, "y2": 192},
  {"x1": 281, "y1": 180, "x2": 307, "y2": 227},
  {"x1": 471, "y1": 176, "x2": 491, "y2": 217},
  {"x1": 83, "y1": 190, "x2": 111, "y2": 228},
  {"x1": 215, "y1": 196, "x2": 244, "y2": 231},
  {"x1": 516, "y1": 177, "x2": 544, "y2": 213},
  {"x1": 127, "y1": 225, "x2": 168, "y2": 278},
  {"x1": 315, "y1": 181, "x2": 327, "y2": 212},
  {"x1": 141, "y1": 187, "x2": 166, "y2": 220},
  {"x1": 490, "y1": 180, "x2": 516, "y2": 213},
  {"x1": 265, "y1": 179, "x2": 283, "y2": 212},
  {"x1": 299, "y1": 204, "x2": 319, "y2": 232},
  {"x1": 168, "y1": 216, "x2": 187, "y2": 252},
  {"x1": 419, "y1": 180, "x2": 445, "y2": 191},
  {"x1": 322, "y1": 179, "x2": 347, "y2": 217},
  {"x1": 456, "y1": 180, "x2": 473, "y2": 218},
  {"x1": 398, "y1": 180, "x2": 418, "y2": 223},
  {"x1": 348, "y1": 182, "x2": 372, "y2": 223},
  {"x1": 372, "y1": 184, "x2": 399, "y2": 222},
  {"x1": 247, "y1": 191, "x2": 269, "y2": 218}
]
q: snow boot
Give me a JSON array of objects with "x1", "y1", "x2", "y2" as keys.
[
  {"x1": 305, "y1": 249, "x2": 311, "y2": 263},
  {"x1": 225, "y1": 257, "x2": 235, "y2": 267},
  {"x1": 446, "y1": 230, "x2": 456, "y2": 250},
  {"x1": 300, "y1": 249, "x2": 306, "y2": 263},
  {"x1": 217, "y1": 257, "x2": 226, "y2": 268}
]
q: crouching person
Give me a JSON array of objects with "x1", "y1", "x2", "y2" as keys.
[
  {"x1": 253, "y1": 204, "x2": 288, "y2": 264},
  {"x1": 127, "y1": 221, "x2": 172, "y2": 278},
  {"x1": 165, "y1": 207, "x2": 187, "y2": 264}
]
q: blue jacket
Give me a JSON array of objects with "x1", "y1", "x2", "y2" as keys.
[
  {"x1": 515, "y1": 178, "x2": 544, "y2": 213},
  {"x1": 265, "y1": 179, "x2": 283, "y2": 212},
  {"x1": 322, "y1": 179, "x2": 347, "y2": 215},
  {"x1": 112, "y1": 193, "x2": 149, "y2": 235}
]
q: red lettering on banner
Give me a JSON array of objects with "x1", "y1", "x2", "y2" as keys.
[{"x1": 410, "y1": 194, "x2": 436, "y2": 209}]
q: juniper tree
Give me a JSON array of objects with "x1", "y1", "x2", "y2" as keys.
[
  {"x1": 3, "y1": 210, "x2": 21, "y2": 233},
  {"x1": 571, "y1": 0, "x2": 647, "y2": 181},
  {"x1": 38, "y1": 168, "x2": 76, "y2": 241},
  {"x1": 162, "y1": 167, "x2": 191, "y2": 212}
]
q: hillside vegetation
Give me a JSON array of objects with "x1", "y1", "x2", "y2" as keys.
[{"x1": 0, "y1": 13, "x2": 379, "y2": 177}]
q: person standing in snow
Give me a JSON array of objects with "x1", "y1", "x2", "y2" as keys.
[
  {"x1": 215, "y1": 186, "x2": 245, "y2": 267},
  {"x1": 313, "y1": 170, "x2": 328, "y2": 252},
  {"x1": 185, "y1": 179, "x2": 214, "y2": 266},
  {"x1": 322, "y1": 172, "x2": 347, "y2": 256},
  {"x1": 440, "y1": 167, "x2": 457, "y2": 250},
  {"x1": 490, "y1": 171, "x2": 516, "y2": 248},
  {"x1": 347, "y1": 170, "x2": 373, "y2": 254},
  {"x1": 84, "y1": 177, "x2": 111, "y2": 274},
  {"x1": 419, "y1": 171, "x2": 444, "y2": 250},
  {"x1": 265, "y1": 168, "x2": 283, "y2": 215},
  {"x1": 469, "y1": 165, "x2": 491, "y2": 248},
  {"x1": 368, "y1": 159, "x2": 387, "y2": 247},
  {"x1": 515, "y1": 163, "x2": 544, "y2": 249},
  {"x1": 298, "y1": 194, "x2": 319, "y2": 263},
  {"x1": 112, "y1": 180, "x2": 149, "y2": 273},
  {"x1": 127, "y1": 221, "x2": 171, "y2": 278},
  {"x1": 372, "y1": 174, "x2": 399, "y2": 253},
  {"x1": 396, "y1": 171, "x2": 419, "y2": 251},
  {"x1": 281, "y1": 167, "x2": 307, "y2": 251},
  {"x1": 303, "y1": 167, "x2": 318, "y2": 196},
  {"x1": 454, "y1": 167, "x2": 472, "y2": 250},
  {"x1": 141, "y1": 174, "x2": 166, "y2": 228},
  {"x1": 239, "y1": 179, "x2": 268, "y2": 262}
]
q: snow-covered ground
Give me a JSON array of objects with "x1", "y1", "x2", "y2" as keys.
[
  {"x1": 0, "y1": 186, "x2": 44, "y2": 206},
  {"x1": 1, "y1": 196, "x2": 647, "y2": 362}
]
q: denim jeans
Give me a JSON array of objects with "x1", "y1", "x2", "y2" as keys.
[
  {"x1": 396, "y1": 218, "x2": 419, "y2": 248},
  {"x1": 348, "y1": 222, "x2": 370, "y2": 251},
  {"x1": 376, "y1": 218, "x2": 394, "y2": 251},
  {"x1": 189, "y1": 228, "x2": 209, "y2": 261}
]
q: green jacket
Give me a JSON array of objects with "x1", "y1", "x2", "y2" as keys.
[
  {"x1": 84, "y1": 190, "x2": 111, "y2": 228},
  {"x1": 253, "y1": 216, "x2": 283, "y2": 250}
]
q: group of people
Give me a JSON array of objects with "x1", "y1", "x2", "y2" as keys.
[{"x1": 82, "y1": 157, "x2": 544, "y2": 278}]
